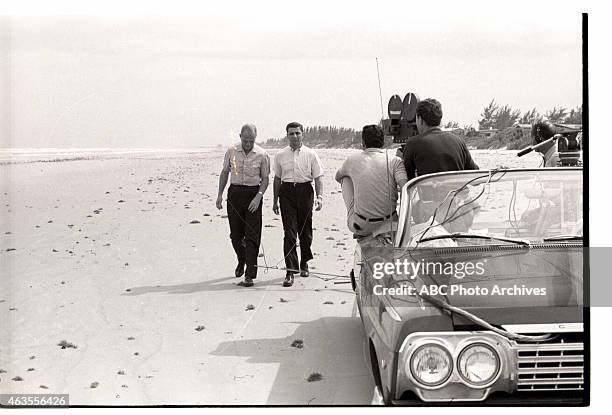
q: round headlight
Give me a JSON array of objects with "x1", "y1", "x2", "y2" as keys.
[
  {"x1": 457, "y1": 343, "x2": 500, "y2": 386},
  {"x1": 409, "y1": 344, "x2": 453, "y2": 387}
]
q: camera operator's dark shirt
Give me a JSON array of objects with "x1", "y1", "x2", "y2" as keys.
[{"x1": 402, "y1": 127, "x2": 479, "y2": 180}]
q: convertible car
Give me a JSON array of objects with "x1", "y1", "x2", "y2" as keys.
[{"x1": 351, "y1": 168, "x2": 585, "y2": 405}]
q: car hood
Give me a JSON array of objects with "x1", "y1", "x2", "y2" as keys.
[{"x1": 362, "y1": 243, "x2": 583, "y2": 327}]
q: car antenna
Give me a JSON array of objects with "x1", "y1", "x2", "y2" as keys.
[
  {"x1": 376, "y1": 57, "x2": 385, "y2": 121},
  {"x1": 376, "y1": 57, "x2": 397, "y2": 247}
]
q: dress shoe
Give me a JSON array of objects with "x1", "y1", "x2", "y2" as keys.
[
  {"x1": 243, "y1": 277, "x2": 254, "y2": 287},
  {"x1": 282, "y1": 273, "x2": 294, "y2": 287},
  {"x1": 235, "y1": 263, "x2": 245, "y2": 278},
  {"x1": 300, "y1": 263, "x2": 309, "y2": 278}
]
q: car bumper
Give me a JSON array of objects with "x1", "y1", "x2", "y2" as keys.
[{"x1": 391, "y1": 391, "x2": 587, "y2": 406}]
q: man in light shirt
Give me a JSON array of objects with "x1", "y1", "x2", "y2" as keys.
[
  {"x1": 272, "y1": 122, "x2": 324, "y2": 287},
  {"x1": 335, "y1": 124, "x2": 408, "y2": 237},
  {"x1": 216, "y1": 124, "x2": 270, "y2": 287}
]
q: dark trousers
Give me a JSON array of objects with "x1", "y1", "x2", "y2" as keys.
[
  {"x1": 227, "y1": 185, "x2": 262, "y2": 278},
  {"x1": 279, "y1": 182, "x2": 314, "y2": 273}
]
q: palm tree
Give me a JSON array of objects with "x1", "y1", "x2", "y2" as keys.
[
  {"x1": 519, "y1": 108, "x2": 540, "y2": 124},
  {"x1": 564, "y1": 106, "x2": 582, "y2": 124},
  {"x1": 545, "y1": 107, "x2": 568, "y2": 123},
  {"x1": 478, "y1": 100, "x2": 498, "y2": 130}
]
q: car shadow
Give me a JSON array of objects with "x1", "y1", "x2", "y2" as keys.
[{"x1": 209, "y1": 316, "x2": 377, "y2": 405}]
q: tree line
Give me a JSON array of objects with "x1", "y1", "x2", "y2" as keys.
[
  {"x1": 475, "y1": 100, "x2": 582, "y2": 131},
  {"x1": 261, "y1": 100, "x2": 583, "y2": 149},
  {"x1": 263, "y1": 125, "x2": 362, "y2": 148}
]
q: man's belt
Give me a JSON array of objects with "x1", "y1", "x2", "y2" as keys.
[
  {"x1": 355, "y1": 211, "x2": 396, "y2": 223},
  {"x1": 229, "y1": 184, "x2": 260, "y2": 188},
  {"x1": 281, "y1": 181, "x2": 312, "y2": 187}
]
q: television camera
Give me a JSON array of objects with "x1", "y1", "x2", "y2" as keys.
[
  {"x1": 517, "y1": 120, "x2": 582, "y2": 167},
  {"x1": 380, "y1": 92, "x2": 420, "y2": 144}
]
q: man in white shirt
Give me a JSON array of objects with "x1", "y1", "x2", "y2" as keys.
[
  {"x1": 272, "y1": 122, "x2": 324, "y2": 287},
  {"x1": 335, "y1": 124, "x2": 408, "y2": 237}
]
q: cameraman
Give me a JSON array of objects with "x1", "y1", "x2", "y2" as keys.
[{"x1": 531, "y1": 120, "x2": 560, "y2": 167}]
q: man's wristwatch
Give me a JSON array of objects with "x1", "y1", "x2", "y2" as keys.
[{"x1": 257, "y1": 191, "x2": 263, "y2": 196}]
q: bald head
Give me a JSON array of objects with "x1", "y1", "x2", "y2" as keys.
[
  {"x1": 240, "y1": 124, "x2": 257, "y2": 138},
  {"x1": 239, "y1": 123, "x2": 257, "y2": 153}
]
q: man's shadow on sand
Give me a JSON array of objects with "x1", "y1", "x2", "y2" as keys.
[
  {"x1": 122, "y1": 273, "x2": 353, "y2": 296},
  {"x1": 121, "y1": 273, "x2": 283, "y2": 296},
  {"x1": 209, "y1": 316, "x2": 377, "y2": 405}
]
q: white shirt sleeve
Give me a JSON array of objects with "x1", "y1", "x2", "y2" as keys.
[
  {"x1": 311, "y1": 151, "x2": 325, "y2": 179},
  {"x1": 222, "y1": 148, "x2": 232, "y2": 172},
  {"x1": 273, "y1": 151, "x2": 282, "y2": 179},
  {"x1": 335, "y1": 159, "x2": 349, "y2": 183}
]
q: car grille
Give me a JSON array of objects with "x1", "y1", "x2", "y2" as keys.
[{"x1": 515, "y1": 338, "x2": 584, "y2": 392}]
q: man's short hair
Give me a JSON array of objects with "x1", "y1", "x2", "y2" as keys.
[
  {"x1": 286, "y1": 122, "x2": 304, "y2": 133},
  {"x1": 361, "y1": 125, "x2": 384, "y2": 148},
  {"x1": 416, "y1": 98, "x2": 443, "y2": 127},
  {"x1": 240, "y1": 123, "x2": 257, "y2": 137}
]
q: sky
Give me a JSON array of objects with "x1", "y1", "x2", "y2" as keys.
[{"x1": 0, "y1": 2, "x2": 585, "y2": 148}]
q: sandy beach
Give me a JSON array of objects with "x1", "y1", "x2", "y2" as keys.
[{"x1": 0, "y1": 148, "x2": 541, "y2": 405}]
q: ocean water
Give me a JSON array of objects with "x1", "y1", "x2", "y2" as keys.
[
  {"x1": 0, "y1": 147, "x2": 222, "y2": 164},
  {"x1": 0, "y1": 147, "x2": 543, "y2": 169}
]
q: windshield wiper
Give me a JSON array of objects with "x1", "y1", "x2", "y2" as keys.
[
  {"x1": 418, "y1": 232, "x2": 530, "y2": 246},
  {"x1": 419, "y1": 292, "x2": 555, "y2": 343},
  {"x1": 542, "y1": 234, "x2": 583, "y2": 242}
]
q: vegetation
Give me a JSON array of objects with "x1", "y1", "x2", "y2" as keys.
[
  {"x1": 261, "y1": 101, "x2": 582, "y2": 150},
  {"x1": 262, "y1": 126, "x2": 362, "y2": 148},
  {"x1": 467, "y1": 100, "x2": 583, "y2": 149}
]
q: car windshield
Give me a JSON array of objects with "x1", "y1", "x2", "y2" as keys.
[{"x1": 398, "y1": 169, "x2": 583, "y2": 248}]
